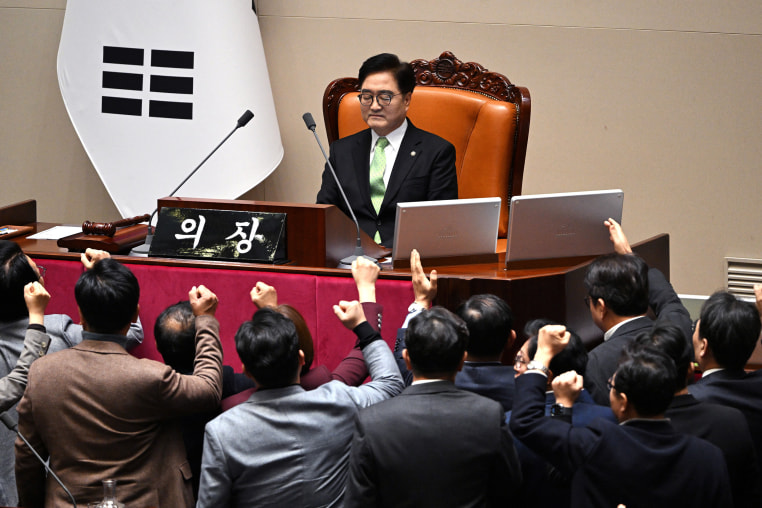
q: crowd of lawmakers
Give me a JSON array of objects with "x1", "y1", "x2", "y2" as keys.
[{"x1": 0, "y1": 218, "x2": 761, "y2": 508}]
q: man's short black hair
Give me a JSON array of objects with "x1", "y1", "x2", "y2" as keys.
[
  {"x1": 584, "y1": 253, "x2": 649, "y2": 317},
  {"x1": 405, "y1": 306, "x2": 469, "y2": 377},
  {"x1": 155, "y1": 301, "x2": 195, "y2": 373},
  {"x1": 699, "y1": 291, "x2": 762, "y2": 370},
  {"x1": 358, "y1": 53, "x2": 416, "y2": 94},
  {"x1": 525, "y1": 324, "x2": 588, "y2": 376},
  {"x1": 74, "y1": 258, "x2": 139, "y2": 334},
  {"x1": 235, "y1": 307, "x2": 300, "y2": 388},
  {"x1": 456, "y1": 294, "x2": 513, "y2": 357},
  {"x1": 0, "y1": 240, "x2": 39, "y2": 322},
  {"x1": 614, "y1": 348, "x2": 676, "y2": 417},
  {"x1": 630, "y1": 322, "x2": 692, "y2": 391}
]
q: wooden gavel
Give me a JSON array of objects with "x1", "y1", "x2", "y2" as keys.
[{"x1": 82, "y1": 214, "x2": 151, "y2": 237}]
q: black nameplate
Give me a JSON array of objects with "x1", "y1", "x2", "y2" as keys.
[{"x1": 149, "y1": 207, "x2": 287, "y2": 263}]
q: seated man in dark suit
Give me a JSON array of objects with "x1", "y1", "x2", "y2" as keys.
[
  {"x1": 316, "y1": 53, "x2": 458, "y2": 246},
  {"x1": 344, "y1": 306, "x2": 521, "y2": 508},
  {"x1": 688, "y1": 290, "x2": 762, "y2": 478},
  {"x1": 511, "y1": 324, "x2": 731, "y2": 508},
  {"x1": 196, "y1": 296, "x2": 403, "y2": 508},
  {"x1": 633, "y1": 321, "x2": 761, "y2": 508},
  {"x1": 154, "y1": 301, "x2": 255, "y2": 500},
  {"x1": 583, "y1": 219, "x2": 691, "y2": 404}
]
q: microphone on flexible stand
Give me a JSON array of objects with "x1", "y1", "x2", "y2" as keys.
[
  {"x1": 0, "y1": 412, "x2": 77, "y2": 507},
  {"x1": 130, "y1": 109, "x2": 255, "y2": 256},
  {"x1": 302, "y1": 112, "x2": 378, "y2": 268}
]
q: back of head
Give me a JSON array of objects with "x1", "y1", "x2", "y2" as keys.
[
  {"x1": 74, "y1": 258, "x2": 139, "y2": 334},
  {"x1": 0, "y1": 240, "x2": 39, "y2": 322},
  {"x1": 275, "y1": 303, "x2": 314, "y2": 375},
  {"x1": 584, "y1": 253, "x2": 649, "y2": 317},
  {"x1": 630, "y1": 322, "x2": 692, "y2": 391},
  {"x1": 154, "y1": 301, "x2": 195, "y2": 373},
  {"x1": 525, "y1": 324, "x2": 588, "y2": 376},
  {"x1": 699, "y1": 290, "x2": 762, "y2": 370},
  {"x1": 456, "y1": 294, "x2": 513, "y2": 357},
  {"x1": 405, "y1": 306, "x2": 469, "y2": 378},
  {"x1": 614, "y1": 348, "x2": 676, "y2": 417},
  {"x1": 358, "y1": 53, "x2": 416, "y2": 94},
  {"x1": 235, "y1": 307, "x2": 300, "y2": 388}
]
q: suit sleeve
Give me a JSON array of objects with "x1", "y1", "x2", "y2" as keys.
[
  {"x1": 330, "y1": 302, "x2": 382, "y2": 386},
  {"x1": 425, "y1": 140, "x2": 458, "y2": 201},
  {"x1": 0, "y1": 326, "x2": 49, "y2": 413},
  {"x1": 344, "y1": 322, "x2": 404, "y2": 408},
  {"x1": 344, "y1": 415, "x2": 379, "y2": 507},
  {"x1": 489, "y1": 406, "x2": 523, "y2": 505},
  {"x1": 197, "y1": 423, "x2": 233, "y2": 508},
  {"x1": 648, "y1": 268, "x2": 692, "y2": 343}
]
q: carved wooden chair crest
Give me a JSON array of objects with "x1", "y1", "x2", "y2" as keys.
[{"x1": 322, "y1": 51, "x2": 531, "y2": 238}]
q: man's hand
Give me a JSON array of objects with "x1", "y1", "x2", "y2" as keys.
[
  {"x1": 24, "y1": 282, "x2": 50, "y2": 326},
  {"x1": 534, "y1": 324, "x2": 570, "y2": 367},
  {"x1": 333, "y1": 300, "x2": 367, "y2": 330},
  {"x1": 604, "y1": 218, "x2": 632, "y2": 255},
  {"x1": 411, "y1": 249, "x2": 436, "y2": 308},
  {"x1": 754, "y1": 283, "x2": 762, "y2": 319},
  {"x1": 352, "y1": 257, "x2": 380, "y2": 303},
  {"x1": 80, "y1": 248, "x2": 110, "y2": 270},
  {"x1": 189, "y1": 285, "x2": 218, "y2": 317},
  {"x1": 250, "y1": 282, "x2": 277, "y2": 309},
  {"x1": 552, "y1": 370, "x2": 584, "y2": 407}
]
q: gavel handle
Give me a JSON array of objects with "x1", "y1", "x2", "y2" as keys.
[{"x1": 82, "y1": 214, "x2": 151, "y2": 237}]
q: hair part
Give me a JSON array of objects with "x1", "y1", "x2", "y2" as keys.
[
  {"x1": 154, "y1": 301, "x2": 196, "y2": 373},
  {"x1": 74, "y1": 258, "x2": 139, "y2": 334},
  {"x1": 235, "y1": 308, "x2": 300, "y2": 388},
  {"x1": 584, "y1": 253, "x2": 649, "y2": 317},
  {"x1": 405, "y1": 306, "x2": 469, "y2": 377},
  {"x1": 699, "y1": 291, "x2": 762, "y2": 370},
  {"x1": 358, "y1": 53, "x2": 416, "y2": 94},
  {"x1": 456, "y1": 294, "x2": 513, "y2": 357}
]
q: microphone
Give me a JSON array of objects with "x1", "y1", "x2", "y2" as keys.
[
  {"x1": 303, "y1": 112, "x2": 378, "y2": 268},
  {"x1": 1, "y1": 412, "x2": 77, "y2": 507},
  {"x1": 130, "y1": 109, "x2": 255, "y2": 256}
]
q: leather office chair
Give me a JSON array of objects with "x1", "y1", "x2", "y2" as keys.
[{"x1": 322, "y1": 51, "x2": 530, "y2": 238}]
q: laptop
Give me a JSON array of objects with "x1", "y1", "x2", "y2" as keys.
[
  {"x1": 391, "y1": 197, "x2": 501, "y2": 267},
  {"x1": 505, "y1": 189, "x2": 624, "y2": 264}
]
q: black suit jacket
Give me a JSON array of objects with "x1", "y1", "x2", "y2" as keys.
[
  {"x1": 667, "y1": 393, "x2": 762, "y2": 508},
  {"x1": 344, "y1": 380, "x2": 521, "y2": 508},
  {"x1": 585, "y1": 267, "x2": 692, "y2": 405},
  {"x1": 511, "y1": 373, "x2": 732, "y2": 508},
  {"x1": 316, "y1": 120, "x2": 457, "y2": 247},
  {"x1": 690, "y1": 368, "x2": 762, "y2": 485}
]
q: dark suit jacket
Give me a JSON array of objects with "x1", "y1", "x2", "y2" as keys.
[
  {"x1": 15, "y1": 316, "x2": 222, "y2": 508},
  {"x1": 344, "y1": 380, "x2": 521, "y2": 508},
  {"x1": 667, "y1": 393, "x2": 762, "y2": 508},
  {"x1": 585, "y1": 267, "x2": 692, "y2": 405},
  {"x1": 690, "y1": 368, "x2": 762, "y2": 486},
  {"x1": 316, "y1": 120, "x2": 457, "y2": 247},
  {"x1": 511, "y1": 373, "x2": 732, "y2": 508}
]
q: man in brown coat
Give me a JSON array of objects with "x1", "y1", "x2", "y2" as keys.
[{"x1": 14, "y1": 258, "x2": 222, "y2": 508}]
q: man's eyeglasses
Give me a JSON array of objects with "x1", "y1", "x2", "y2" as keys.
[
  {"x1": 607, "y1": 376, "x2": 617, "y2": 392},
  {"x1": 514, "y1": 353, "x2": 528, "y2": 370},
  {"x1": 357, "y1": 92, "x2": 402, "y2": 107},
  {"x1": 37, "y1": 265, "x2": 46, "y2": 279}
]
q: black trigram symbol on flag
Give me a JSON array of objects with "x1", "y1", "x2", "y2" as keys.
[{"x1": 101, "y1": 46, "x2": 194, "y2": 120}]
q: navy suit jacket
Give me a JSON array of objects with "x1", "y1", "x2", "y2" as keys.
[
  {"x1": 345, "y1": 380, "x2": 521, "y2": 508},
  {"x1": 585, "y1": 267, "x2": 692, "y2": 405},
  {"x1": 690, "y1": 368, "x2": 762, "y2": 484},
  {"x1": 667, "y1": 393, "x2": 761, "y2": 508},
  {"x1": 511, "y1": 373, "x2": 732, "y2": 508},
  {"x1": 316, "y1": 120, "x2": 457, "y2": 247}
]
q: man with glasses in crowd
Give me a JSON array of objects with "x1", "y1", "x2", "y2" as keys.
[{"x1": 316, "y1": 53, "x2": 457, "y2": 247}]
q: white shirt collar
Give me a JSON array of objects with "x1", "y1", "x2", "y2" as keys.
[
  {"x1": 604, "y1": 315, "x2": 646, "y2": 341},
  {"x1": 370, "y1": 118, "x2": 408, "y2": 155}
]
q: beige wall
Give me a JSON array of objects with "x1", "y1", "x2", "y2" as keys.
[{"x1": 1, "y1": 0, "x2": 760, "y2": 295}]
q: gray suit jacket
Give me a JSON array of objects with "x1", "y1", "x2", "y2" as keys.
[{"x1": 197, "y1": 329, "x2": 404, "y2": 508}]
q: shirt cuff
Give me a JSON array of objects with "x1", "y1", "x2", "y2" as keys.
[{"x1": 27, "y1": 323, "x2": 46, "y2": 333}]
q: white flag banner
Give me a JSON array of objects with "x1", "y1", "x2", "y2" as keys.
[{"x1": 58, "y1": 0, "x2": 283, "y2": 219}]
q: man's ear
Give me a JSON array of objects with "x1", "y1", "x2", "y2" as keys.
[
  {"x1": 456, "y1": 351, "x2": 467, "y2": 372},
  {"x1": 77, "y1": 307, "x2": 89, "y2": 331},
  {"x1": 242, "y1": 364, "x2": 257, "y2": 383},
  {"x1": 507, "y1": 329, "x2": 517, "y2": 349},
  {"x1": 402, "y1": 349, "x2": 412, "y2": 372},
  {"x1": 698, "y1": 338, "x2": 709, "y2": 359},
  {"x1": 298, "y1": 349, "x2": 306, "y2": 369}
]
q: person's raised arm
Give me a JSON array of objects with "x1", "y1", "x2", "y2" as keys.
[
  {"x1": 80, "y1": 248, "x2": 111, "y2": 270},
  {"x1": 352, "y1": 257, "x2": 380, "y2": 303},
  {"x1": 250, "y1": 281, "x2": 277, "y2": 309},
  {"x1": 551, "y1": 370, "x2": 583, "y2": 408},
  {"x1": 411, "y1": 249, "x2": 437, "y2": 310},
  {"x1": 754, "y1": 283, "x2": 762, "y2": 320},
  {"x1": 605, "y1": 218, "x2": 632, "y2": 255}
]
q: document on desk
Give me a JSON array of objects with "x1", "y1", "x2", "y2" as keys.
[{"x1": 28, "y1": 226, "x2": 83, "y2": 240}]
